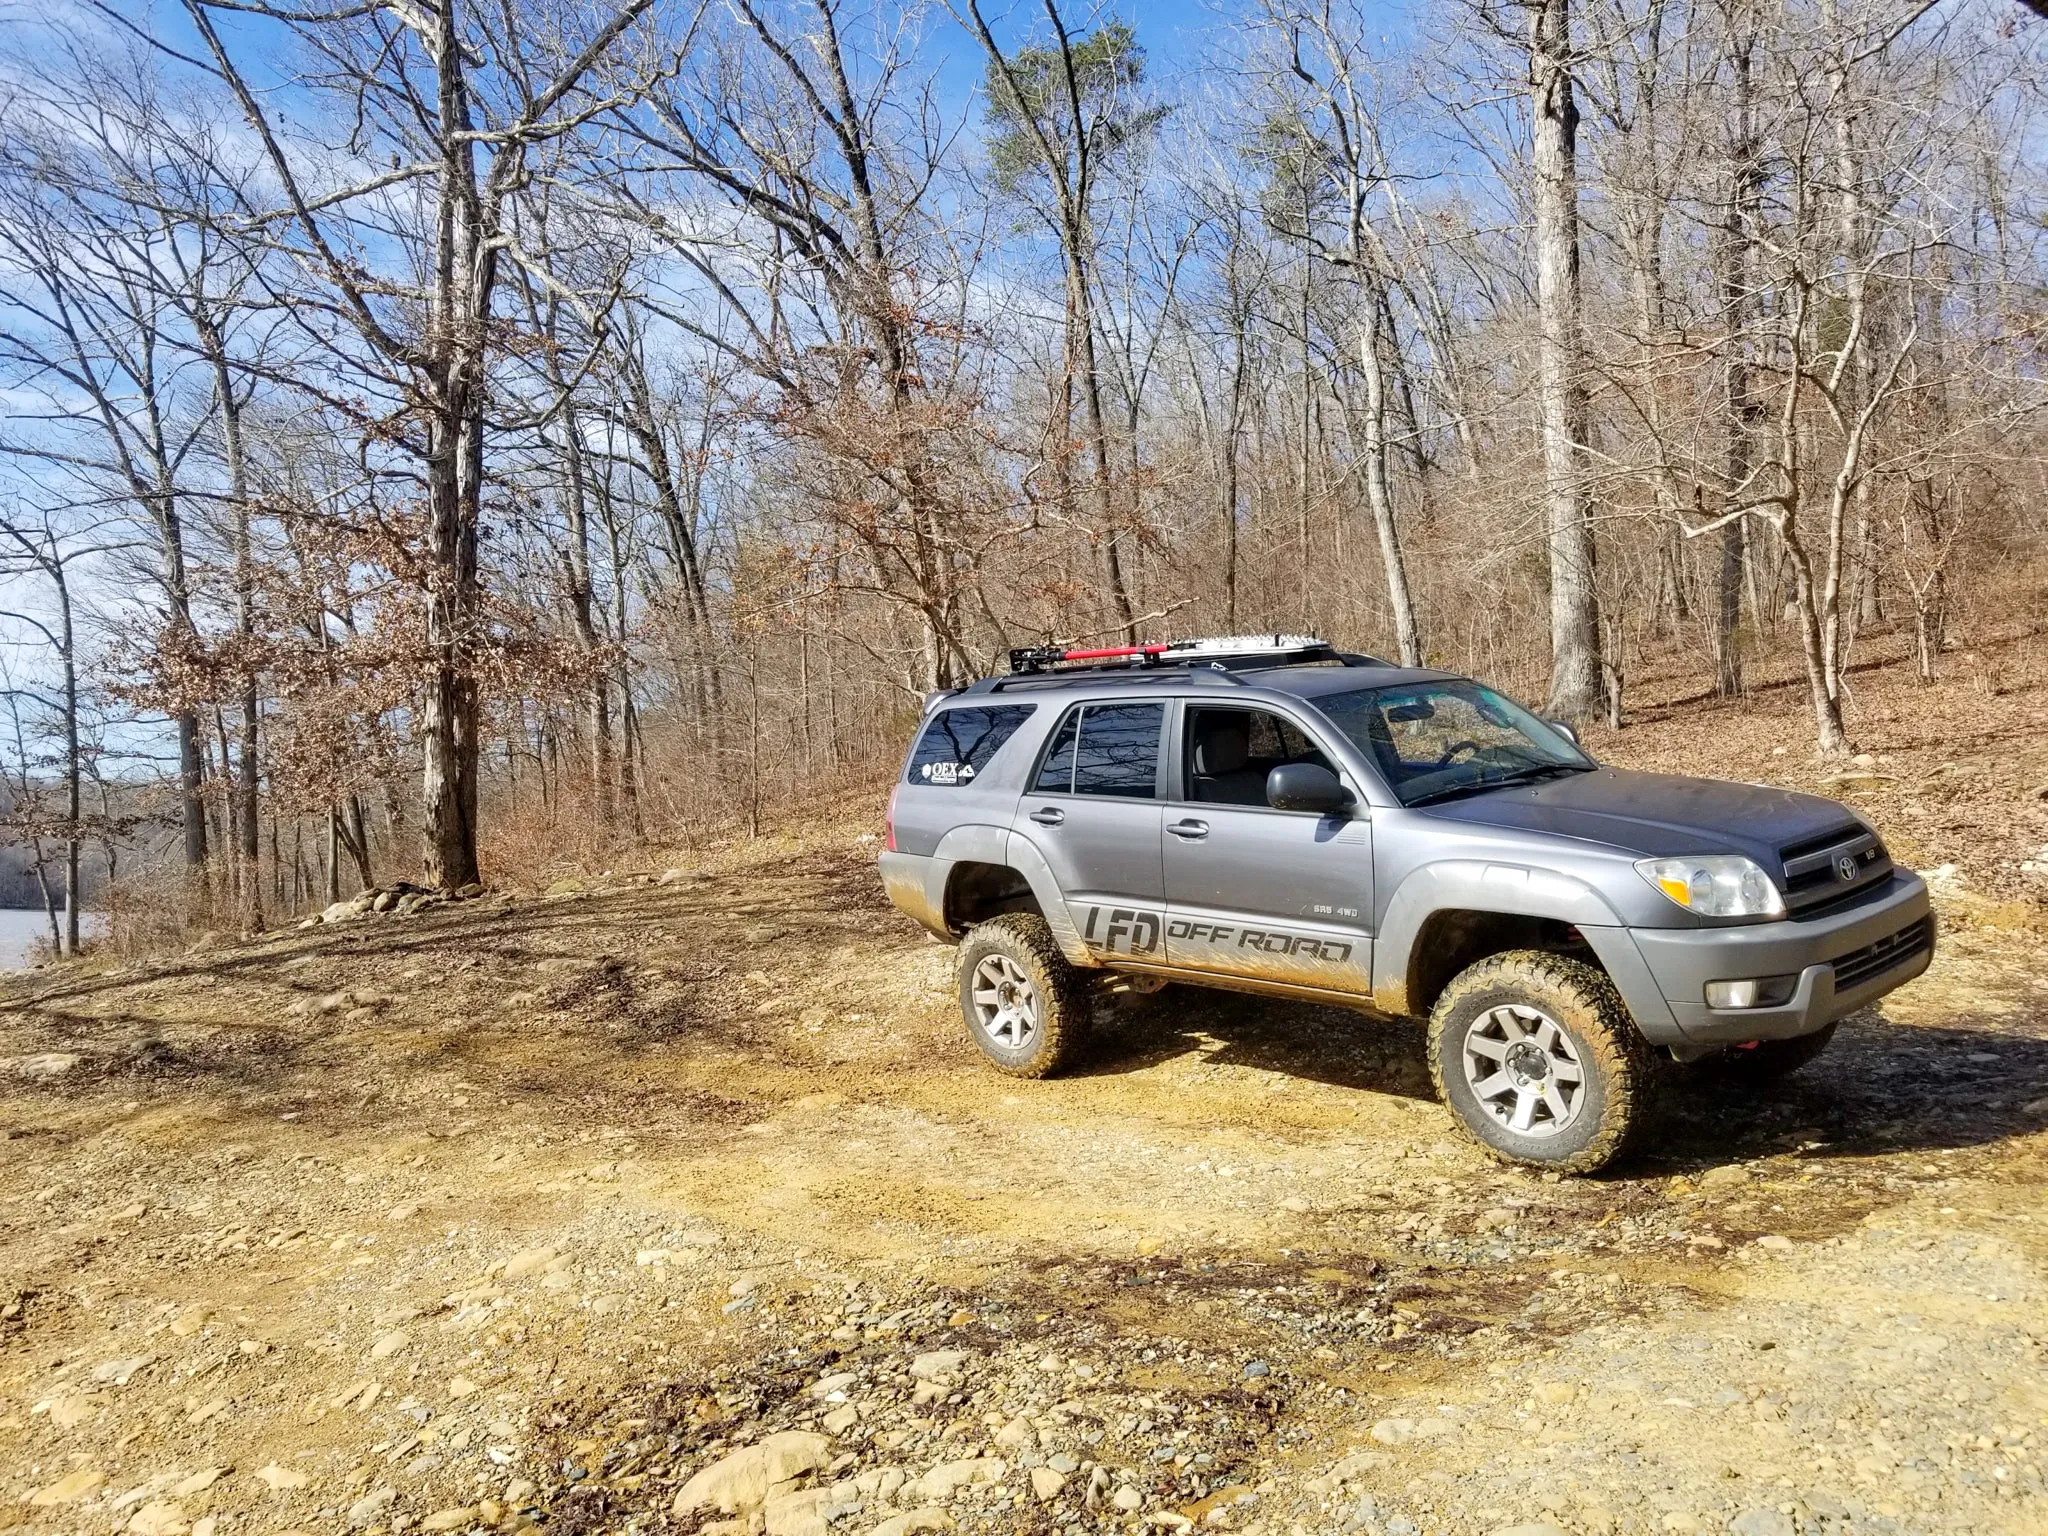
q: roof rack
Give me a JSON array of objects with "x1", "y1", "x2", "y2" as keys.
[
  {"x1": 1006, "y1": 634, "x2": 1336, "y2": 674},
  {"x1": 956, "y1": 635, "x2": 1392, "y2": 695}
]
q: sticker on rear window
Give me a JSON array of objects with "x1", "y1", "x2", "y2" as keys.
[{"x1": 908, "y1": 706, "x2": 1035, "y2": 787}]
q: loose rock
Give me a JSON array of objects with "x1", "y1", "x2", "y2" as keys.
[
  {"x1": 127, "y1": 1503, "x2": 189, "y2": 1536},
  {"x1": 29, "y1": 1468, "x2": 105, "y2": 1505},
  {"x1": 347, "y1": 1486, "x2": 397, "y2": 1528},
  {"x1": 673, "y1": 1430, "x2": 836, "y2": 1516},
  {"x1": 909, "y1": 1349, "x2": 966, "y2": 1380}
]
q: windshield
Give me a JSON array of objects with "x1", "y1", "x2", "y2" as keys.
[{"x1": 1313, "y1": 680, "x2": 1594, "y2": 806}]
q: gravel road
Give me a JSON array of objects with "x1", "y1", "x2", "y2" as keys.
[{"x1": 1, "y1": 837, "x2": 2042, "y2": 1536}]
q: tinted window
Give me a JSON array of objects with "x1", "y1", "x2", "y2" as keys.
[
  {"x1": 1072, "y1": 702, "x2": 1164, "y2": 798},
  {"x1": 1032, "y1": 708, "x2": 1080, "y2": 792},
  {"x1": 908, "y1": 706, "x2": 1035, "y2": 787}
]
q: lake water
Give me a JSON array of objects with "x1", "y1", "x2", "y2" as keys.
[{"x1": 0, "y1": 906, "x2": 107, "y2": 969}]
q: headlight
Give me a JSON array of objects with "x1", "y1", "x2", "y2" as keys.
[{"x1": 1635, "y1": 855, "x2": 1785, "y2": 919}]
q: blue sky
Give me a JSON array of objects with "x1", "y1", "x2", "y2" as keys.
[{"x1": 0, "y1": 0, "x2": 1429, "y2": 778}]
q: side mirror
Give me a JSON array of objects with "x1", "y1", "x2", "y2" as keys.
[
  {"x1": 1546, "y1": 718, "x2": 1580, "y2": 746},
  {"x1": 1267, "y1": 763, "x2": 1352, "y2": 815}
]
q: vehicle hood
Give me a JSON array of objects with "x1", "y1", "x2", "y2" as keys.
[{"x1": 1417, "y1": 767, "x2": 1861, "y2": 865}]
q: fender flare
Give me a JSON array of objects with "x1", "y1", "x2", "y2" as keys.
[
  {"x1": 1372, "y1": 860, "x2": 1678, "y2": 1037},
  {"x1": 932, "y1": 821, "x2": 1010, "y2": 873},
  {"x1": 916, "y1": 823, "x2": 1015, "y2": 940},
  {"x1": 918, "y1": 826, "x2": 1093, "y2": 966},
  {"x1": 1003, "y1": 832, "x2": 1095, "y2": 964}
]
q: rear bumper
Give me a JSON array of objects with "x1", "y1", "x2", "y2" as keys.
[
  {"x1": 1627, "y1": 871, "x2": 1933, "y2": 1046},
  {"x1": 879, "y1": 850, "x2": 950, "y2": 940}
]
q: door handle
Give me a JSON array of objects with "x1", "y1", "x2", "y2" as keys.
[
  {"x1": 1029, "y1": 806, "x2": 1065, "y2": 826},
  {"x1": 1168, "y1": 818, "x2": 1209, "y2": 840}
]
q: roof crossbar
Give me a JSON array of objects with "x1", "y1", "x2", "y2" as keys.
[
  {"x1": 1005, "y1": 634, "x2": 1352, "y2": 676},
  {"x1": 944, "y1": 635, "x2": 1393, "y2": 696}
]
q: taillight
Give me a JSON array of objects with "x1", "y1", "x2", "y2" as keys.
[{"x1": 885, "y1": 785, "x2": 898, "y2": 852}]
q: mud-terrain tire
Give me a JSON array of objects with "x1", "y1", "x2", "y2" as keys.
[
  {"x1": 1427, "y1": 950, "x2": 1655, "y2": 1175},
  {"x1": 956, "y1": 913, "x2": 1090, "y2": 1078},
  {"x1": 1685, "y1": 1022, "x2": 1837, "y2": 1081}
]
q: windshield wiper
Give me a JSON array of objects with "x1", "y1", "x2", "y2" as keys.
[{"x1": 1404, "y1": 762, "x2": 1591, "y2": 807}]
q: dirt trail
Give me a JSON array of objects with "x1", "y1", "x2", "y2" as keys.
[{"x1": 1, "y1": 834, "x2": 2044, "y2": 1536}]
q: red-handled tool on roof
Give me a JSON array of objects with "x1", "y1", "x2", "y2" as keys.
[{"x1": 1006, "y1": 635, "x2": 1331, "y2": 675}]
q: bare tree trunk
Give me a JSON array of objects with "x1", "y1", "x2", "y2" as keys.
[
  {"x1": 1782, "y1": 522, "x2": 1850, "y2": 753},
  {"x1": 174, "y1": 706, "x2": 208, "y2": 876},
  {"x1": 1296, "y1": 219, "x2": 1314, "y2": 588},
  {"x1": 1223, "y1": 355, "x2": 1243, "y2": 634},
  {"x1": 192, "y1": 301, "x2": 265, "y2": 930},
  {"x1": 1528, "y1": 0, "x2": 1603, "y2": 718},
  {"x1": 558, "y1": 407, "x2": 615, "y2": 828},
  {"x1": 1819, "y1": 0, "x2": 1863, "y2": 706},
  {"x1": 324, "y1": 809, "x2": 342, "y2": 904},
  {"x1": 422, "y1": 444, "x2": 482, "y2": 888},
  {"x1": 1356, "y1": 293, "x2": 1423, "y2": 666},
  {"x1": 348, "y1": 793, "x2": 374, "y2": 889},
  {"x1": 57, "y1": 567, "x2": 80, "y2": 955},
  {"x1": 1714, "y1": 3, "x2": 1760, "y2": 698},
  {"x1": 1069, "y1": 244, "x2": 1137, "y2": 641}
]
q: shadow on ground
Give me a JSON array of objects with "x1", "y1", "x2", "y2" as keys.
[
  {"x1": 1077, "y1": 985, "x2": 1437, "y2": 1102},
  {"x1": 1076, "y1": 985, "x2": 2048, "y2": 1170}
]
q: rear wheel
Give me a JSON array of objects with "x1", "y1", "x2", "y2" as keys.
[
  {"x1": 956, "y1": 913, "x2": 1089, "y2": 1078},
  {"x1": 1427, "y1": 950, "x2": 1654, "y2": 1175},
  {"x1": 1685, "y1": 1022, "x2": 1836, "y2": 1080}
]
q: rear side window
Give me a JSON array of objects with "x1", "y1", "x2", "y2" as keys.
[
  {"x1": 1032, "y1": 702, "x2": 1164, "y2": 799},
  {"x1": 907, "y1": 706, "x2": 1035, "y2": 787}
]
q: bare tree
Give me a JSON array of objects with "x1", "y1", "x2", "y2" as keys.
[
  {"x1": 966, "y1": 1, "x2": 1167, "y2": 643},
  {"x1": 0, "y1": 512, "x2": 86, "y2": 953},
  {"x1": 1252, "y1": 0, "x2": 1426, "y2": 665},
  {"x1": 176, "y1": 0, "x2": 669, "y2": 886},
  {"x1": 1525, "y1": 0, "x2": 1605, "y2": 718},
  {"x1": 0, "y1": 83, "x2": 217, "y2": 892}
]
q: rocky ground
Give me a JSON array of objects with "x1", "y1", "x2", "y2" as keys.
[{"x1": 1, "y1": 821, "x2": 2044, "y2": 1536}]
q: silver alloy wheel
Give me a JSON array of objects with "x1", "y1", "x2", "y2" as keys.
[
  {"x1": 970, "y1": 954, "x2": 1039, "y2": 1049},
  {"x1": 1461, "y1": 1003, "x2": 1586, "y2": 1138}
]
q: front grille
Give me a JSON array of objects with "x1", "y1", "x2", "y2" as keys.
[
  {"x1": 1781, "y1": 825, "x2": 1866, "y2": 863},
  {"x1": 1831, "y1": 916, "x2": 1933, "y2": 992},
  {"x1": 1781, "y1": 826, "x2": 1891, "y2": 912}
]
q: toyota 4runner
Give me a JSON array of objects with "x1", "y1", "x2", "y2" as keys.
[{"x1": 879, "y1": 636, "x2": 1934, "y2": 1172}]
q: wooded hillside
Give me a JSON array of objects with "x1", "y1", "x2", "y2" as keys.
[{"x1": 1, "y1": 0, "x2": 2043, "y2": 939}]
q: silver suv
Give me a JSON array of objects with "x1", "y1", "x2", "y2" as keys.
[{"x1": 879, "y1": 637, "x2": 1933, "y2": 1172}]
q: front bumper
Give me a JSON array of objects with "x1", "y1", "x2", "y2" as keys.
[{"x1": 1629, "y1": 870, "x2": 1933, "y2": 1046}]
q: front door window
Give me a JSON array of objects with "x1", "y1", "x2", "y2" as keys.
[{"x1": 1186, "y1": 707, "x2": 1338, "y2": 808}]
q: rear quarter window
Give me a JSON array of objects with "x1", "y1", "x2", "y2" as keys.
[{"x1": 906, "y1": 705, "x2": 1036, "y2": 787}]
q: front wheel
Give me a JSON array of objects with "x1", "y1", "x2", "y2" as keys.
[
  {"x1": 1427, "y1": 951, "x2": 1655, "y2": 1174},
  {"x1": 956, "y1": 913, "x2": 1089, "y2": 1078}
]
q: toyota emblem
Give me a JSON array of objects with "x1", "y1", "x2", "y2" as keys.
[{"x1": 1836, "y1": 854, "x2": 1860, "y2": 882}]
